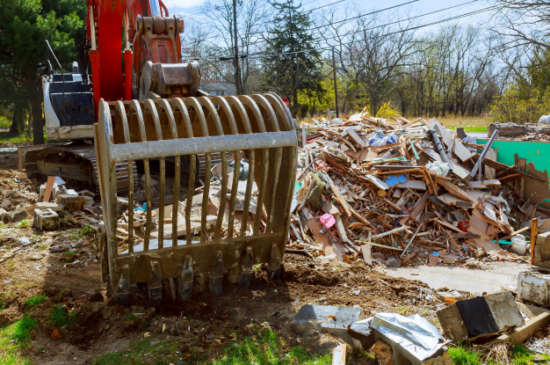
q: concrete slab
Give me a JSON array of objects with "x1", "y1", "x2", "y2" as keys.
[{"x1": 382, "y1": 262, "x2": 531, "y2": 295}]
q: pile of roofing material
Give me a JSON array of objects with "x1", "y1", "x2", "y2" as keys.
[{"x1": 290, "y1": 113, "x2": 550, "y2": 266}]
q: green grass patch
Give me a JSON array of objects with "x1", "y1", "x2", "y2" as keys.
[
  {"x1": 24, "y1": 295, "x2": 47, "y2": 310},
  {"x1": 0, "y1": 132, "x2": 32, "y2": 145},
  {"x1": 94, "y1": 328, "x2": 331, "y2": 365},
  {"x1": 0, "y1": 316, "x2": 37, "y2": 365},
  {"x1": 448, "y1": 346, "x2": 482, "y2": 365},
  {"x1": 49, "y1": 305, "x2": 75, "y2": 328},
  {"x1": 15, "y1": 220, "x2": 30, "y2": 229},
  {"x1": 212, "y1": 328, "x2": 331, "y2": 365}
]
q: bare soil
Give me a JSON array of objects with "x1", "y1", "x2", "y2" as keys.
[{"x1": 0, "y1": 167, "x2": 442, "y2": 364}]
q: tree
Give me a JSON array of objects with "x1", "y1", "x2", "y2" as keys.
[
  {"x1": 263, "y1": 0, "x2": 323, "y2": 114},
  {"x1": 202, "y1": 0, "x2": 266, "y2": 94},
  {"x1": 496, "y1": 0, "x2": 550, "y2": 49},
  {"x1": 0, "y1": 0, "x2": 85, "y2": 143}
]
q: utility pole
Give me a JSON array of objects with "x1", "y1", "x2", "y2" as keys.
[
  {"x1": 232, "y1": 0, "x2": 243, "y2": 95},
  {"x1": 331, "y1": 47, "x2": 340, "y2": 117}
]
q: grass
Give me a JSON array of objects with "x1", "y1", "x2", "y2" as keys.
[
  {"x1": 15, "y1": 220, "x2": 30, "y2": 229},
  {"x1": 24, "y1": 295, "x2": 47, "y2": 310},
  {"x1": 69, "y1": 224, "x2": 96, "y2": 241},
  {"x1": 448, "y1": 346, "x2": 483, "y2": 365},
  {"x1": 0, "y1": 316, "x2": 37, "y2": 365},
  {"x1": 0, "y1": 132, "x2": 32, "y2": 145},
  {"x1": 432, "y1": 115, "x2": 491, "y2": 133},
  {"x1": 510, "y1": 344, "x2": 550, "y2": 364},
  {"x1": 49, "y1": 304, "x2": 75, "y2": 328},
  {"x1": 94, "y1": 328, "x2": 331, "y2": 365}
]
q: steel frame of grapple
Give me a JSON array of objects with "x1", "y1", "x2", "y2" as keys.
[{"x1": 94, "y1": 93, "x2": 297, "y2": 301}]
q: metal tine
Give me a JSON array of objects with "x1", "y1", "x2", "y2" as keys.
[
  {"x1": 199, "y1": 97, "x2": 228, "y2": 240},
  {"x1": 185, "y1": 97, "x2": 210, "y2": 244},
  {"x1": 158, "y1": 99, "x2": 179, "y2": 249},
  {"x1": 116, "y1": 101, "x2": 134, "y2": 254},
  {"x1": 238, "y1": 95, "x2": 268, "y2": 235},
  {"x1": 130, "y1": 100, "x2": 151, "y2": 252},
  {"x1": 213, "y1": 97, "x2": 240, "y2": 239},
  {"x1": 264, "y1": 93, "x2": 297, "y2": 238},
  {"x1": 251, "y1": 95, "x2": 282, "y2": 234},
  {"x1": 172, "y1": 98, "x2": 196, "y2": 246},
  {"x1": 227, "y1": 97, "x2": 255, "y2": 238},
  {"x1": 145, "y1": 100, "x2": 165, "y2": 249}
]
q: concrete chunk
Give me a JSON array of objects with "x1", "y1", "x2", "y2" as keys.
[
  {"x1": 33, "y1": 208, "x2": 59, "y2": 231},
  {"x1": 293, "y1": 304, "x2": 361, "y2": 338},
  {"x1": 518, "y1": 270, "x2": 550, "y2": 307}
]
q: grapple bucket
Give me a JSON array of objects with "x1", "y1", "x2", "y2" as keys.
[{"x1": 94, "y1": 94, "x2": 297, "y2": 301}]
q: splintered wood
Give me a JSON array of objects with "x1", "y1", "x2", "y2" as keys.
[{"x1": 290, "y1": 114, "x2": 547, "y2": 267}]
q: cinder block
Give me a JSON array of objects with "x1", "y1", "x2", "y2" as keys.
[
  {"x1": 33, "y1": 208, "x2": 59, "y2": 231},
  {"x1": 56, "y1": 193, "x2": 84, "y2": 211},
  {"x1": 518, "y1": 270, "x2": 550, "y2": 307},
  {"x1": 534, "y1": 231, "x2": 550, "y2": 268}
]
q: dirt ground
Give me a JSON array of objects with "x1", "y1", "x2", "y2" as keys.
[
  {"x1": 0, "y1": 167, "x2": 448, "y2": 364},
  {"x1": 1, "y1": 166, "x2": 548, "y2": 364}
]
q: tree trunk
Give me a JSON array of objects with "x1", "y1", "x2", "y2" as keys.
[
  {"x1": 9, "y1": 101, "x2": 25, "y2": 135},
  {"x1": 31, "y1": 93, "x2": 44, "y2": 145}
]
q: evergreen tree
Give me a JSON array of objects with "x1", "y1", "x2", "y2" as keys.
[{"x1": 262, "y1": 0, "x2": 322, "y2": 115}]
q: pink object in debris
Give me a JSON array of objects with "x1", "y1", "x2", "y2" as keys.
[{"x1": 320, "y1": 214, "x2": 336, "y2": 229}]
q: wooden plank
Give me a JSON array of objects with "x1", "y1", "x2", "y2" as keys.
[
  {"x1": 43, "y1": 176, "x2": 56, "y2": 203},
  {"x1": 346, "y1": 128, "x2": 367, "y2": 148},
  {"x1": 373, "y1": 225, "x2": 409, "y2": 239},
  {"x1": 453, "y1": 138, "x2": 474, "y2": 162},
  {"x1": 411, "y1": 192, "x2": 428, "y2": 222},
  {"x1": 433, "y1": 218, "x2": 462, "y2": 233},
  {"x1": 496, "y1": 312, "x2": 550, "y2": 344},
  {"x1": 396, "y1": 179, "x2": 426, "y2": 191},
  {"x1": 307, "y1": 218, "x2": 335, "y2": 257},
  {"x1": 364, "y1": 174, "x2": 389, "y2": 190},
  {"x1": 468, "y1": 179, "x2": 501, "y2": 189},
  {"x1": 332, "y1": 343, "x2": 347, "y2": 365},
  {"x1": 437, "y1": 193, "x2": 471, "y2": 207},
  {"x1": 437, "y1": 178, "x2": 475, "y2": 202}
]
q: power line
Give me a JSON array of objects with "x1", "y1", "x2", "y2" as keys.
[{"x1": 201, "y1": 3, "x2": 500, "y2": 61}]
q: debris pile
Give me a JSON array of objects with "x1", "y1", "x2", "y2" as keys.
[{"x1": 291, "y1": 114, "x2": 550, "y2": 266}]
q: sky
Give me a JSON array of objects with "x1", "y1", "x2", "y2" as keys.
[
  {"x1": 161, "y1": 0, "x2": 503, "y2": 56},
  {"x1": 163, "y1": 0, "x2": 500, "y2": 30}
]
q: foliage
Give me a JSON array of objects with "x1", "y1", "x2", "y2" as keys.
[
  {"x1": 263, "y1": 0, "x2": 323, "y2": 115},
  {"x1": 93, "y1": 339, "x2": 190, "y2": 365},
  {"x1": 0, "y1": 116, "x2": 10, "y2": 130},
  {"x1": 376, "y1": 102, "x2": 400, "y2": 119},
  {"x1": 510, "y1": 344, "x2": 550, "y2": 364},
  {"x1": 0, "y1": 0, "x2": 86, "y2": 143},
  {"x1": 489, "y1": 85, "x2": 550, "y2": 123},
  {"x1": 448, "y1": 346, "x2": 482, "y2": 365},
  {"x1": 24, "y1": 295, "x2": 47, "y2": 309}
]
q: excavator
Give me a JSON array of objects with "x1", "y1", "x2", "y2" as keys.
[{"x1": 31, "y1": 0, "x2": 298, "y2": 303}]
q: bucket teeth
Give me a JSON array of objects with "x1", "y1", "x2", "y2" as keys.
[
  {"x1": 209, "y1": 251, "x2": 224, "y2": 296},
  {"x1": 239, "y1": 246, "x2": 254, "y2": 288},
  {"x1": 178, "y1": 255, "x2": 194, "y2": 301},
  {"x1": 148, "y1": 261, "x2": 163, "y2": 304},
  {"x1": 268, "y1": 244, "x2": 283, "y2": 280}
]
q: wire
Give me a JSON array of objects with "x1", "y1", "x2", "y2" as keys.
[{"x1": 201, "y1": 3, "x2": 500, "y2": 61}]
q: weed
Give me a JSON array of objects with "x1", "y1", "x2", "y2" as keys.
[
  {"x1": 511, "y1": 344, "x2": 550, "y2": 364},
  {"x1": 0, "y1": 299, "x2": 6, "y2": 311},
  {"x1": 15, "y1": 220, "x2": 30, "y2": 229},
  {"x1": 49, "y1": 305, "x2": 75, "y2": 328},
  {"x1": 0, "y1": 316, "x2": 36, "y2": 364},
  {"x1": 80, "y1": 224, "x2": 96, "y2": 238},
  {"x1": 63, "y1": 250, "x2": 77, "y2": 262},
  {"x1": 24, "y1": 294, "x2": 47, "y2": 309},
  {"x1": 448, "y1": 346, "x2": 482, "y2": 365},
  {"x1": 0, "y1": 116, "x2": 10, "y2": 129}
]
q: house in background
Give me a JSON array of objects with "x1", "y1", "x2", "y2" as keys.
[{"x1": 200, "y1": 80, "x2": 236, "y2": 96}]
